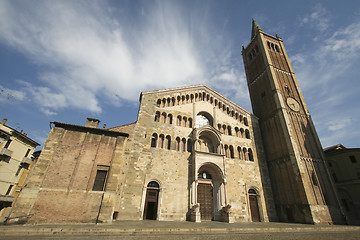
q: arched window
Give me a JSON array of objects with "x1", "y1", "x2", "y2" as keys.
[
  {"x1": 161, "y1": 112, "x2": 167, "y2": 123},
  {"x1": 240, "y1": 128, "x2": 245, "y2": 138},
  {"x1": 237, "y1": 146, "x2": 242, "y2": 159},
  {"x1": 227, "y1": 126, "x2": 232, "y2": 136},
  {"x1": 248, "y1": 148, "x2": 254, "y2": 161},
  {"x1": 243, "y1": 148, "x2": 248, "y2": 160},
  {"x1": 167, "y1": 114, "x2": 173, "y2": 124},
  {"x1": 151, "y1": 133, "x2": 158, "y2": 148},
  {"x1": 188, "y1": 118, "x2": 193, "y2": 128},
  {"x1": 181, "y1": 138, "x2": 187, "y2": 152},
  {"x1": 172, "y1": 97, "x2": 176, "y2": 106},
  {"x1": 176, "y1": 137, "x2": 181, "y2": 151},
  {"x1": 244, "y1": 117, "x2": 248, "y2": 126},
  {"x1": 224, "y1": 145, "x2": 229, "y2": 158},
  {"x1": 167, "y1": 98, "x2": 171, "y2": 107},
  {"x1": 195, "y1": 112, "x2": 213, "y2": 128},
  {"x1": 183, "y1": 117, "x2": 187, "y2": 127},
  {"x1": 230, "y1": 145, "x2": 234, "y2": 159},
  {"x1": 177, "y1": 116, "x2": 182, "y2": 126},
  {"x1": 159, "y1": 134, "x2": 165, "y2": 148},
  {"x1": 162, "y1": 98, "x2": 166, "y2": 108},
  {"x1": 148, "y1": 181, "x2": 160, "y2": 188},
  {"x1": 156, "y1": 99, "x2": 161, "y2": 107},
  {"x1": 154, "y1": 111, "x2": 160, "y2": 122},
  {"x1": 223, "y1": 125, "x2": 227, "y2": 135},
  {"x1": 165, "y1": 135, "x2": 171, "y2": 150},
  {"x1": 245, "y1": 129, "x2": 250, "y2": 139},
  {"x1": 248, "y1": 189, "x2": 257, "y2": 194},
  {"x1": 235, "y1": 127, "x2": 239, "y2": 137}
]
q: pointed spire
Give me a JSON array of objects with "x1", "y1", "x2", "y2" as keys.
[{"x1": 251, "y1": 19, "x2": 263, "y2": 40}]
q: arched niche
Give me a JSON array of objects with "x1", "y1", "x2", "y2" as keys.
[
  {"x1": 195, "y1": 127, "x2": 221, "y2": 154},
  {"x1": 195, "y1": 111, "x2": 214, "y2": 128}
]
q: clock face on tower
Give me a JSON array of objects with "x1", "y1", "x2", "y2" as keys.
[{"x1": 286, "y1": 97, "x2": 300, "y2": 112}]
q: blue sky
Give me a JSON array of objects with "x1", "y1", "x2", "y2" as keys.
[{"x1": 0, "y1": 0, "x2": 359, "y2": 149}]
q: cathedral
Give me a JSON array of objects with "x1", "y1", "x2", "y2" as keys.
[{"x1": 8, "y1": 21, "x2": 344, "y2": 225}]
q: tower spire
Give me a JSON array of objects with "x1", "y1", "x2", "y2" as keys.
[{"x1": 251, "y1": 19, "x2": 263, "y2": 40}]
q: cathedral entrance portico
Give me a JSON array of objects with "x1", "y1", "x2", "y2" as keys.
[{"x1": 193, "y1": 163, "x2": 225, "y2": 222}]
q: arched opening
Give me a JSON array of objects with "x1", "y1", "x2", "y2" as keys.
[
  {"x1": 143, "y1": 181, "x2": 160, "y2": 220},
  {"x1": 151, "y1": 133, "x2": 158, "y2": 148},
  {"x1": 195, "y1": 112, "x2": 214, "y2": 128},
  {"x1": 196, "y1": 163, "x2": 224, "y2": 221},
  {"x1": 248, "y1": 189, "x2": 260, "y2": 222},
  {"x1": 196, "y1": 129, "x2": 221, "y2": 154}
]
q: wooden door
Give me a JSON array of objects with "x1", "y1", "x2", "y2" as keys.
[
  {"x1": 249, "y1": 195, "x2": 260, "y2": 222},
  {"x1": 197, "y1": 183, "x2": 213, "y2": 220},
  {"x1": 143, "y1": 189, "x2": 159, "y2": 220}
]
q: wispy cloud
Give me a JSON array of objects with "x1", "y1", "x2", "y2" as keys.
[
  {"x1": 292, "y1": 6, "x2": 360, "y2": 148},
  {"x1": 1, "y1": 0, "x2": 233, "y2": 115},
  {"x1": 299, "y1": 4, "x2": 330, "y2": 33}
]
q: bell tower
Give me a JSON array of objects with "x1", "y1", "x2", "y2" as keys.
[{"x1": 242, "y1": 20, "x2": 343, "y2": 224}]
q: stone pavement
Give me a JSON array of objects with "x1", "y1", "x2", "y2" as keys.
[{"x1": 0, "y1": 221, "x2": 360, "y2": 239}]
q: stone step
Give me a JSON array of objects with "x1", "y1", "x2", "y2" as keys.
[{"x1": 1, "y1": 222, "x2": 359, "y2": 237}]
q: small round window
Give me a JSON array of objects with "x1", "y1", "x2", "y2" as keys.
[{"x1": 198, "y1": 171, "x2": 212, "y2": 180}]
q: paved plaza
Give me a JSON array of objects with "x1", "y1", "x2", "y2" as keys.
[{"x1": 1, "y1": 221, "x2": 360, "y2": 239}]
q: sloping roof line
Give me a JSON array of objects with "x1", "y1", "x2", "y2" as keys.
[
  {"x1": 52, "y1": 122, "x2": 129, "y2": 137},
  {"x1": 2, "y1": 124, "x2": 40, "y2": 146},
  {"x1": 140, "y1": 84, "x2": 252, "y2": 117}
]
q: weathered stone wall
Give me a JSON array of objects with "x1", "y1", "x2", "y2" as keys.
[
  {"x1": 9, "y1": 125, "x2": 127, "y2": 224},
  {"x1": 115, "y1": 86, "x2": 277, "y2": 222}
]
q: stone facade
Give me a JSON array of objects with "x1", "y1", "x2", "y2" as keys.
[
  {"x1": 8, "y1": 21, "x2": 342, "y2": 225},
  {"x1": 324, "y1": 144, "x2": 360, "y2": 225}
]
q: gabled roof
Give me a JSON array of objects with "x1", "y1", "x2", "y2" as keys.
[
  {"x1": 140, "y1": 84, "x2": 252, "y2": 117},
  {"x1": 324, "y1": 144, "x2": 346, "y2": 153}
]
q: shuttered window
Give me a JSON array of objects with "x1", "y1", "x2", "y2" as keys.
[{"x1": 92, "y1": 168, "x2": 108, "y2": 191}]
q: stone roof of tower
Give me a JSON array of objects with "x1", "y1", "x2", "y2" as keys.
[{"x1": 251, "y1": 19, "x2": 263, "y2": 40}]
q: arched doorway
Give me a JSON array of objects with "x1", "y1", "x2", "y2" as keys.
[
  {"x1": 196, "y1": 163, "x2": 224, "y2": 221},
  {"x1": 197, "y1": 171, "x2": 213, "y2": 220},
  {"x1": 248, "y1": 189, "x2": 260, "y2": 222},
  {"x1": 143, "y1": 181, "x2": 160, "y2": 220}
]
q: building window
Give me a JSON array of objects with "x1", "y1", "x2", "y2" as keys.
[
  {"x1": 151, "y1": 133, "x2": 158, "y2": 148},
  {"x1": 92, "y1": 166, "x2": 109, "y2": 191},
  {"x1": 356, "y1": 169, "x2": 360, "y2": 179},
  {"x1": 4, "y1": 139, "x2": 12, "y2": 149},
  {"x1": 350, "y1": 155, "x2": 357, "y2": 163},
  {"x1": 15, "y1": 165, "x2": 22, "y2": 176},
  {"x1": 5, "y1": 185, "x2": 13, "y2": 195},
  {"x1": 332, "y1": 173, "x2": 338, "y2": 183},
  {"x1": 25, "y1": 149, "x2": 31, "y2": 157},
  {"x1": 342, "y1": 199, "x2": 350, "y2": 211}
]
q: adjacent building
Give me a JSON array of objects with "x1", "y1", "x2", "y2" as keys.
[
  {"x1": 324, "y1": 144, "x2": 360, "y2": 225},
  {"x1": 0, "y1": 119, "x2": 39, "y2": 221},
  {"x1": 8, "y1": 21, "x2": 344, "y2": 225}
]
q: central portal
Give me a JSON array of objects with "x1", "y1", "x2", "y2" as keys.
[{"x1": 197, "y1": 182, "x2": 213, "y2": 220}]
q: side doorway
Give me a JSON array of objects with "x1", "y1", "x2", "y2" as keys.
[
  {"x1": 248, "y1": 189, "x2": 260, "y2": 222},
  {"x1": 143, "y1": 181, "x2": 160, "y2": 220}
]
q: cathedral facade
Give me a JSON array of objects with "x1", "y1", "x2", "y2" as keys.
[{"x1": 8, "y1": 21, "x2": 343, "y2": 224}]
